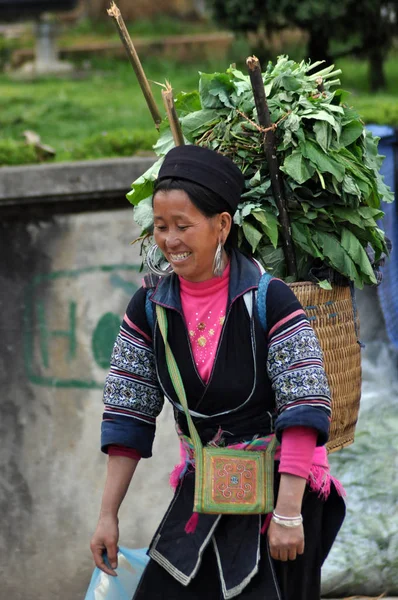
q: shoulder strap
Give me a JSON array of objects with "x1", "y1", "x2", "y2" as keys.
[
  {"x1": 257, "y1": 272, "x2": 273, "y2": 333},
  {"x1": 145, "y1": 289, "x2": 154, "y2": 332},
  {"x1": 242, "y1": 266, "x2": 273, "y2": 333},
  {"x1": 143, "y1": 273, "x2": 160, "y2": 333},
  {"x1": 156, "y1": 304, "x2": 203, "y2": 454}
]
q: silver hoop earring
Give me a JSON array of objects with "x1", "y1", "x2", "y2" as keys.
[
  {"x1": 146, "y1": 244, "x2": 174, "y2": 277},
  {"x1": 213, "y1": 241, "x2": 224, "y2": 277}
]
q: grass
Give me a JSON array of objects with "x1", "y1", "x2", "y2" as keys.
[
  {"x1": 0, "y1": 45, "x2": 397, "y2": 166},
  {"x1": 0, "y1": 58, "x2": 206, "y2": 162},
  {"x1": 0, "y1": 55, "x2": 232, "y2": 163},
  {"x1": 335, "y1": 56, "x2": 398, "y2": 127}
]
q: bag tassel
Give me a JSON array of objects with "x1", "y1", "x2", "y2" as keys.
[
  {"x1": 208, "y1": 427, "x2": 224, "y2": 447},
  {"x1": 169, "y1": 441, "x2": 189, "y2": 490},
  {"x1": 185, "y1": 512, "x2": 199, "y2": 534},
  {"x1": 169, "y1": 462, "x2": 187, "y2": 490},
  {"x1": 261, "y1": 512, "x2": 272, "y2": 535}
]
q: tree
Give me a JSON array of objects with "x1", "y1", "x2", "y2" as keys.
[
  {"x1": 267, "y1": 0, "x2": 350, "y2": 64},
  {"x1": 207, "y1": 0, "x2": 398, "y2": 91},
  {"x1": 278, "y1": 0, "x2": 398, "y2": 90},
  {"x1": 208, "y1": 0, "x2": 281, "y2": 64},
  {"x1": 208, "y1": 0, "x2": 349, "y2": 65},
  {"x1": 342, "y1": 0, "x2": 398, "y2": 91}
]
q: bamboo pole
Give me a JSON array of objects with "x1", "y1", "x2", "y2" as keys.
[
  {"x1": 246, "y1": 55, "x2": 297, "y2": 278},
  {"x1": 162, "y1": 81, "x2": 185, "y2": 147},
  {"x1": 107, "y1": 1, "x2": 162, "y2": 129}
]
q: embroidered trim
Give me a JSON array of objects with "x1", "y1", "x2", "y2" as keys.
[
  {"x1": 103, "y1": 375, "x2": 163, "y2": 416},
  {"x1": 123, "y1": 313, "x2": 152, "y2": 343},
  {"x1": 267, "y1": 317, "x2": 331, "y2": 416},
  {"x1": 112, "y1": 330, "x2": 157, "y2": 379},
  {"x1": 103, "y1": 327, "x2": 163, "y2": 419},
  {"x1": 268, "y1": 308, "x2": 306, "y2": 338},
  {"x1": 103, "y1": 405, "x2": 156, "y2": 426},
  {"x1": 149, "y1": 515, "x2": 222, "y2": 585},
  {"x1": 212, "y1": 515, "x2": 262, "y2": 599}
]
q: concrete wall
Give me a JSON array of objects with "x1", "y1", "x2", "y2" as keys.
[{"x1": 0, "y1": 161, "x2": 179, "y2": 600}]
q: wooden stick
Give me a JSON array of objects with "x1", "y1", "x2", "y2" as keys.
[
  {"x1": 246, "y1": 55, "x2": 297, "y2": 278},
  {"x1": 162, "y1": 81, "x2": 185, "y2": 146},
  {"x1": 107, "y1": 1, "x2": 162, "y2": 129}
]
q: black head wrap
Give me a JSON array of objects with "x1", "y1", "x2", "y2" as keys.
[{"x1": 157, "y1": 145, "x2": 245, "y2": 212}]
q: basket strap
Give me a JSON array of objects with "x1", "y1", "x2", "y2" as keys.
[
  {"x1": 155, "y1": 304, "x2": 203, "y2": 456},
  {"x1": 145, "y1": 290, "x2": 154, "y2": 332},
  {"x1": 349, "y1": 283, "x2": 365, "y2": 348},
  {"x1": 257, "y1": 272, "x2": 273, "y2": 333}
]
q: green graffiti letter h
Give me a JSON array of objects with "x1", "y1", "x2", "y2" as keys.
[{"x1": 37, "y1": 301, "x2": 77, "y2": 368}]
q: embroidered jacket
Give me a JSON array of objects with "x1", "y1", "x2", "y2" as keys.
[
  {"x1": 100, "y1": 249, "x2": 335, "y2": 599},
  {"x1": 101, "y1": 249, "x2": 331, "y2": 458}
]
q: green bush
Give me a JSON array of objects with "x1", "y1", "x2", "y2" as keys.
[
  {"x1": 0, "y1": 139, "x2": 38, "y2": 167},
  {"x1": 0, "y1": 129, "x2": 158, "y2": 166},
  {"x1": 62, "y1": 128, "x2": 158, "y2": 161}
]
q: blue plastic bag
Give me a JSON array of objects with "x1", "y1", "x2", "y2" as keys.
[{"x1": 85, "y1": 547, "x2": 149, "y2": 600}]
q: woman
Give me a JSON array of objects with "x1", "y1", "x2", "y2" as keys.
[{"x1": 90, "y1": 145, "x2": 345, "y2": 600}]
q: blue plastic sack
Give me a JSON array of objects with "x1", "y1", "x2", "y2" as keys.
[
  {"x1": 366, "y1": 124, "x2": 398, "y2": 352},
  {"x1": 85, "y1": 547, "x2": 149, "y2": 600}
]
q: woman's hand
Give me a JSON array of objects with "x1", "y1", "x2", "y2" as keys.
[
  {"x1": 90, "y1": 514, "x2": 120, "y2": 577},
  {"x1": 268, "y1": 472, "x2": 307, "y2": 561},
  {"x1": 90, "y1": 455, "x2": 139, "y2": 577},
  {"x1": 267, "y1": 519, "x2": 304, "y2": 561}
]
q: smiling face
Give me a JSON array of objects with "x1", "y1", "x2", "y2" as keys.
[{"x1": 153, "y1": 189, "x2": 231, "y2": 282}]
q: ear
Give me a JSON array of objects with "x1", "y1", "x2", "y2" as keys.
[{"x1": 219, "y1": 212, "x2": 232, "y2": 244}]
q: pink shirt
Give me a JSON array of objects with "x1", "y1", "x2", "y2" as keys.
[{"x1": 179, "y1": 263, "x2": 230, "y2": 384}]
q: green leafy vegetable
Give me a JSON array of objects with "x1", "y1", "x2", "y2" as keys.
[
  {"x1": 128, "y1": 56, "x2": 393, "y2": 288},
  {"x1": 133, "y1": 196, "x2": 154, "y2": 230},
  {"x1": 126, "y1": 157, "x2": 162, "y2": 206}
]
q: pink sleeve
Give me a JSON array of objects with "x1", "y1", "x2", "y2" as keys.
[
  {"x1": 278, "y1": 426, "x2": 317, "y2": 479},
  {"x1": 108, "y1": 445, "x2": 142, "y2": 461}
]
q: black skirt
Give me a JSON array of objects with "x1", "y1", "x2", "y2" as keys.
[{"x1": 133, "y1": 474, "x2": 345, "y2": 600}]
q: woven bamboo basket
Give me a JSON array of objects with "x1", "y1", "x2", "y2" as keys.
[{"x1": 289, "y1": 281, "x2": 362, "y2": 454}]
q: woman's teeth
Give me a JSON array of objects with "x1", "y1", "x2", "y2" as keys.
[{"x1": 170, "y1": 252, "x2": 191, "y2": 261}]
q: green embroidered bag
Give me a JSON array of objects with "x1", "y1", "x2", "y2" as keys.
[{"x1": 156, "y1": 304, "x2": 276, "y2": 515}]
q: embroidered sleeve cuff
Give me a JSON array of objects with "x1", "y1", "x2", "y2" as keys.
[
  {"x1": 101, "y1": 415, "x2": 155, "y2": 458},
  {"x1": 275, "y1": 406, "x2": 330, "y2": 447}
]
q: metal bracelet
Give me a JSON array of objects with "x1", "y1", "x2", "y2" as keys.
[
  {"x1": 272, "y1": 511, "x2": 302, "y2": 521},
  {"x1": 271, "y1": 514, "x2": 303, "y2": 528}
]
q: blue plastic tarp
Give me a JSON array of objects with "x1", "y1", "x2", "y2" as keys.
[{"x1": 367, "y1": 124, "x2": 398, "y2": 351}]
